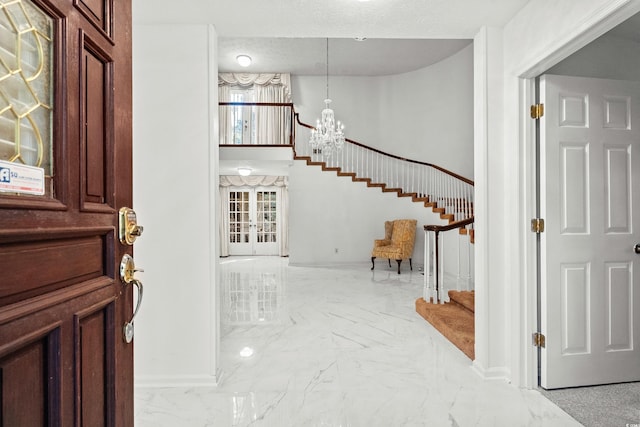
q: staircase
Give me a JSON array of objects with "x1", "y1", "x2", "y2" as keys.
[
  {"x1": 293, "y1": 114, "x2": 475, "y2": 232},
  {"x1": 415, "y1": 290, "x2": 475, "y2": 359},
  {"x1": 293, "y1": 116, "x2": 477, "y2": 359},
  {"x1": 292, "y1": 112, "x2": 477, "y2": 359},
  {"x1": 294, "y1": 155, "x2": 456, "y2": 215}
]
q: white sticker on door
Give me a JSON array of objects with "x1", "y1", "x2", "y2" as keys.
[{"x1": 0, "y1": 160, "x2": 45, "y2": 195}]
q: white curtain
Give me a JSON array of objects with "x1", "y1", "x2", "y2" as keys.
[
  {"x1": 218, "y1": 73, "x2": 291, "y2": 100},
  {"x1": 219, "y1": 188, "x2": 231, "y2": 257},
  {"x1": 218, "y1": 73, "x2": 292, "y2": 145},
  {"x1": 219, "y1": 176, "x2": 289, "y2": 257},
  {"x1": 256, "y1": 84, "x2": 291, "y2": 145},
  {"x1": 218, "y1": 85, "x2": 232, "y2": 145}
]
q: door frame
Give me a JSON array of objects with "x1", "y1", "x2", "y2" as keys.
[{"x1": 515, "y1": 3, "x2": 640, "y2": 388}]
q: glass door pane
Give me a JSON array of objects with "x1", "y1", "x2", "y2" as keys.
[
  {"x1": 228, "y1": 190, "x2": 252, "y2": 255},
  {"x1": 254, "y1": 188, "x2": 278, "y2": 255},
  {"x1": 0, "y1": 0, "x2": 54, "y2": 196}
]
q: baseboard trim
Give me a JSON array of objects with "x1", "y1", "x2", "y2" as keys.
[
  {"x1": 471, "y1": 361, "x2": 511, "y2": 382},
  {"x1": 135, "y1": 372, "x2": 221, "y2": 388}
]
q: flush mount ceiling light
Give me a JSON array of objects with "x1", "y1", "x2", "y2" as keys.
[
  {"x1": 237, "y1": 167, "x2": 252, "y2": 176},
  {"x1": 236, "y1": 54, "x2": 252, "y2": 67}
]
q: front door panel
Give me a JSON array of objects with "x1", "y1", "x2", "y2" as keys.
[{"x1": 0, "y1": 0, "x2": 133, "y2": 425}]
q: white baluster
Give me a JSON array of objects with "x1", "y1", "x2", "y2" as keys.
[
  {"x1": 457, "y1": 231, "x2": 461, "y2": 289},
  {"x1": 424, "y1": 228, "x2": 429, "y2": 301},
  {"x1": 439, "y1": 234, "x2": 445, "y2": 304}
]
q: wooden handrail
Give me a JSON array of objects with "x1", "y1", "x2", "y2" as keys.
[
  {"x1": 219, "y1": 144, "x2": 293, "y2": 148},
  {"x1": 294, "y1": 112, "x2": 474, "y2": 186},
  {"x1": 219, "y1": 102, "x2": 295, "y2": 107},
  {"x1": 424, "y1": 217, "x2": 474, "y2": 233}
]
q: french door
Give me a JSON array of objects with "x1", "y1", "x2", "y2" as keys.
[
  {"x1": 539, "y1": 75, "x2": 640, "y2": 388},
  {"x1": 228, "y1": 187, "x2": 280, "y2": 256}
]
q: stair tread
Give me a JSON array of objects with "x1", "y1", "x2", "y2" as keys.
[
  {"x1": 448, "y1": 290, "x2": 474, "y2": 314},
  {"x1": 416, "y1": 297, "x2": 474, "y2": 360}
]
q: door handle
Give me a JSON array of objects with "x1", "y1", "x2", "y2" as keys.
[
  {"x1": 120, "y1": 254, "x2": 144, "y2": 343},
  {"x1": 635, "y1": 244, "x2": 640, "y2": 254}
]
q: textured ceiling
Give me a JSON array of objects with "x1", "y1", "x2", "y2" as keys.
[
  {"x1": 133, "y1": 0, "x2": 530, "y2": 39},
  {"x1": 133, "y1": 0, "x2": 526, "y2": 77},
  {"x1": 218, "y1": 38, "x2": 472, "y2": 76}
]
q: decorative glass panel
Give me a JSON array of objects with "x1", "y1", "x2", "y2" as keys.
[
  {"x1": 256, "y1": 191, "x2": 277, "y2": 244},
  {"x1": 229, "y1": 191, "x2": 250, "y2": 244},
  {"x1": 0, "y1": 0, "x2": 53, "y2": 174}
]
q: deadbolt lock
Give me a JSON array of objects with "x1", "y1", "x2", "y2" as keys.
[{"x1": 119, "y1": 207, "x2": 144, "y2": 245}]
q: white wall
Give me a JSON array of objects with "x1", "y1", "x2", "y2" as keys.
[
  {"x1": 292, "y1": 44, "x2": 474, "y2": 178},
  {"x1": 133, "y1": 23, "x2": 220, "y2": 386},
  {"x1": 547, "y1": 35, "x2": 640, "y2": 81},
  {"x1": 471, "y1": 26, "x2": 509, "y2": 383}
]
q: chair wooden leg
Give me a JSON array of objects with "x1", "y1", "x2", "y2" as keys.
[
  {"x1": 409, "y1": 258, "x2": 413, "y2": 271},
  {"x1": 396, "y1": 259, "x2": 402, "y2": 274},
  {"x1": 371, "y1": 257, "x2": 376, "y2": 270}
]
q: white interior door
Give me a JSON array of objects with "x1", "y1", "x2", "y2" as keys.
[
  {"x1": 228, "y1": 187, "x2": 279, "y2": 256},
  {"x1": 540, "y1": 75, "x2": 640, "y2": 389}
]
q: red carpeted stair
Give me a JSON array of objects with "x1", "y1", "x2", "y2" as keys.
[{"x1": 415, "y1": 290, "x2": 474, "y2": 360}]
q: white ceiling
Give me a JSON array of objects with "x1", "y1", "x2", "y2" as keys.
[
  {"x1": 217, "y1": 11, "x2": 640, "y2": 77},
  {"x1": 218, "y1": 38, "x2": 472, "y2": 76},
  {"x1": 133, "y1": 0, "x2": 530, "y2": 39},
  {"x1": 134, "y1": 0, "x2": 523, "y2": 77}
]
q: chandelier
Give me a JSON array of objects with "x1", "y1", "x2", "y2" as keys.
[{"x1": 309, "y1": 38, "x2": 345, "y2": 157}]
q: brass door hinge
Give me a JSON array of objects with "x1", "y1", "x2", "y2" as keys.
[
  {"x1": 531, "y1": 218, "x2": 545, "y2": 233},
  {"x1": 530, "y1": 103, "x2": 544, "y2": 119},
  {"x1": 532, "y1": 332, "x2": 546, "y2": 348}
]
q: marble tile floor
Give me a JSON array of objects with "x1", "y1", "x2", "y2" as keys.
[{"x1": 135, "y1": 257, "x2": 580, "y2": 427}]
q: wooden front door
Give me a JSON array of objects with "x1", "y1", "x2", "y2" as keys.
[{"x1": 0, "y1": 0, "x2": 134, "y2": 425}]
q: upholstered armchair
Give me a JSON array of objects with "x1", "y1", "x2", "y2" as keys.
[{"x1": 371, "y1": 219, "x2": 417, "y2": 274}]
